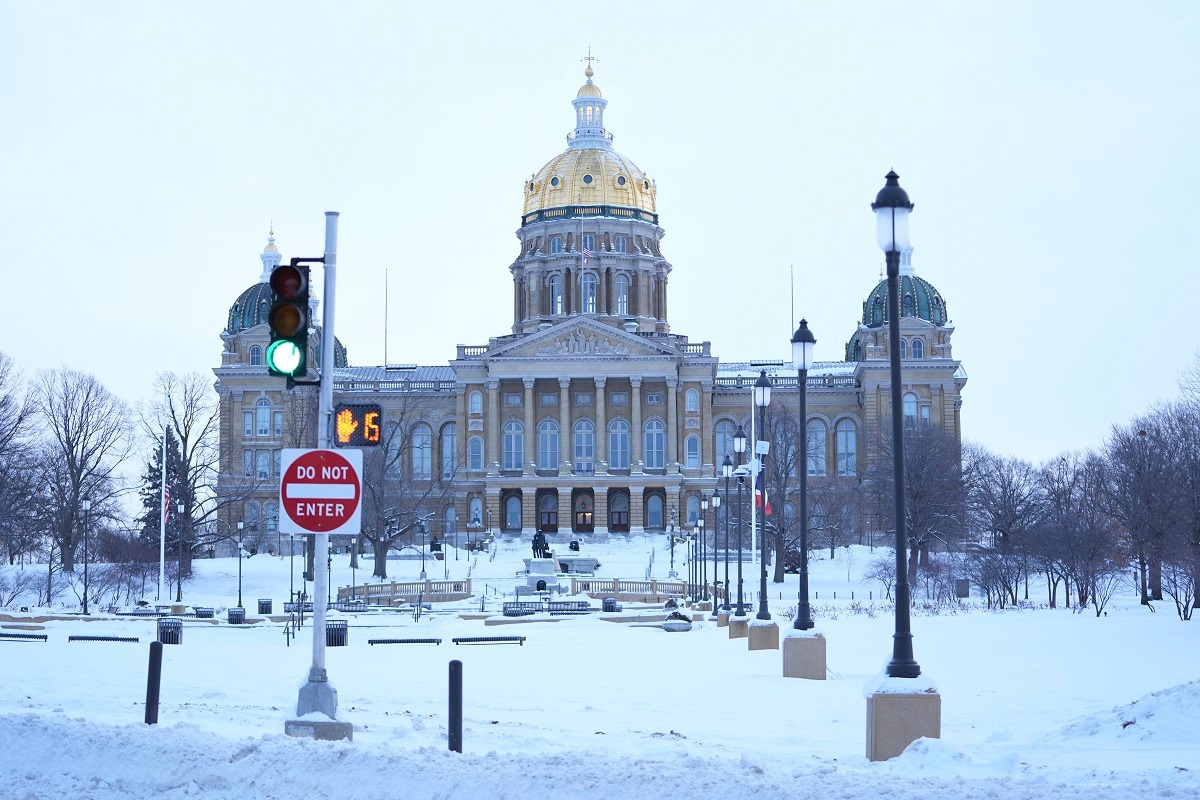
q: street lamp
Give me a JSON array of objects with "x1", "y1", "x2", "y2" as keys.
[
  {"x1": 236, "y1": 520, "x2": 245, "y2": 609},
  {"x1": 668, "y1": 505, "x2": 677, "y2": 579},
  {"x1": 791, "y1": 318, "x2": 816, "y2": 630},
  {"x1": 80, "y1": 496, "x2": 91, "y2": 615},
  {"x1": 873, "y1": 169, "x2": 921, "y2": 678},
  {"x1": 721, "y1": 456, "x2": 733, "y2": 612},
  {"x1": 699, "y1": 496, "x2": 708, "y2": 601},
  {"x1": 754, "y1": 370, "x2": 772, "y2": 621},
  {"x1": 418, "y1": 520, "x2": 428, "y2": 580},
  {"x1": 176, "y1": 500, "x2": 185, "y2": 603},
  {"x1": 732, "y1": 425, "x2": 748, "y2": 617},
  {"x1": 709, "y1": 488, "x2": 721, "y2": 619}
]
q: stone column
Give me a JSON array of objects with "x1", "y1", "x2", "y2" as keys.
[
  {"x1": 523, "y1": 378, "x2": 536, "y2": 475},
  {"x1": 594, "y1": 377, "x2": 607, "y2": 468},
  {"x1": 630, "y1": 377, "x2": 643, "y2": 467},
  {"x1": 558, "y1": 377, "x2": 571, "y2": 469},
  {"x1": 594, "y1": 489, "x2": 609, "y2": 534},
  {"x1": 665, "y1": 377, "x2": 679, "y2": 466},
  {"x1": 486, "y1": 379, "x2": 500, "y2": 471}
]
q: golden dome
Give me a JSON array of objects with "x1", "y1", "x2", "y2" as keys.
[{"x1": 523, "y1": 148, "x2": 656, "y2": 217}]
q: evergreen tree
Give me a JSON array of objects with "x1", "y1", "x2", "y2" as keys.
[{"x1": 136, "y1": 428, "x2": 187, "y2": 553}]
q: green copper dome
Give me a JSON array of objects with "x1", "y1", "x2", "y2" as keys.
[
  {"x1": 227, "y1": 283, "x2": 273, "y2": 335},
  {"x1": 861, "y1": 274, "x2": 948, "y2": 327}
]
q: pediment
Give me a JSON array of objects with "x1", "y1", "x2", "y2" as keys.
[{"x1": 487, "y1": 319, "x2": 677, "y2": 360}]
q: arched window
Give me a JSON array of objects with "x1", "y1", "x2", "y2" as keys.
[
  {"x1": 608, "y1": 419, "x2": 630, "y2": 470},
  {"x1": 581, "y1": 273, "x2": 597, "y2": 314},
  {"x1": 835, "y1": 419, "x2": 857, "y2": 477},
  {"x1": 685, "y1": 388, "x2": 700, "y2": 412},
  {"x1": 574, "y1": 419, "x2": 595, "y2": 472},
  {"x1": 911, "y1": 338, "x2": 924, "y2": 359},
  {"x1": 505, "y1": 495, "x2": 522, "y2": 530},
  {"x1": 807, "y1": 419, "x2": 827, "y2": 476},
  {"x1": 412, "y1": 424, "x2": 432, "y2": 479},
  {"x1": 686, "y1": 494, "x2": 700, "y2": 525},
  {"x1": 615, "y1": 275, "x2": 629, "y2": 315},
  {"x1": 256, "y1": 399, "x2": 271, "y2": 437},
  {"x1": 899, "y1": 339, "x2": 908, "y2": 360},
  {"x1": 249, "y1": 345, "x2": 262, "y2": 366},
  {"x1": 615, "y1": 236, "x2": 627, "y2": 253},
  {"x1": 582, "y1": 234, "x2": 595, "y2": 253},
  {"x1": 644, "y1": 419, "x2": 666, "y2": 469},
  {"x1": 715, "y1": 419, "x2": 735, "y2": 464},
  {"x1": 468, "y1": 497, "x2": 483, "y2": 527},
  {"x1": 549, "y1": 274, "x2": 563, "y2": 315},
  {"x1": 468, "y1": 436, "x2": 484, "y2": 471},
  {"x1": 502, "y1": 420, "x2": 524, "y2": 470},
  {"x1": 441, "y1": 423, "x2": 457, "y2": 479},
  {"x1": 609, "y1": 493, "x2": 629, "y2": 531},
  {"x1": 469, "y1": 391, "x2": 483, "y2": 414},
  {"x1": 444, "y1": 506, "x2": 457, "y2": 535},
  {"x1": 903, "y1": 393, "x2": 918, "y2": 429},
  {"x1": 538, "y1": 419, "x2": 559, "y2": 470},
  {"x1": 550, "y1": 236, "x2": 563, "y2": 254},
  {"x1": 645, "y1": 494, "x2": 664, "y2": 529},
  {"x1": 685, "y1": 435, "x2": 700, "y2": 468}
]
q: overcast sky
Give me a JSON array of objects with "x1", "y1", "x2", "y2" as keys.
[{"x1": 3, "y1": 2, "x2": 1197, "y2": 465}]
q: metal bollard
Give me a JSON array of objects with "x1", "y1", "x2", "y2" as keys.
[
  {"x1": 145, "y1": 641, "x2": 163, "y2": 724},
  {"x1": 448, "y1": 660, "x2": 463, "y2": 753}
]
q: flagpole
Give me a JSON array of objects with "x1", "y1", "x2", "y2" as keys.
[
  {"x1": 159, "y1": 419, "x2": 166, "y2": 601},
  {"x1": 750, "y1": 384, "x2": 757, "y2": 572}
]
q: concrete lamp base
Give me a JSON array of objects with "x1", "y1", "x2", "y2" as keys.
[
  {"x1": 747, "y1": 620, "x2": 779, "y2": 651},
  {"x1": 865, "y1": 690, "x2": 941, "y2": 761},
  {"x1": 727, "y1": 617, "x2": 749, "y2": 639},
  {"x1": 285, "y1": 718, "x2": 354, "y2": 742},
  {"x1": 782, "y1": 633, "x2": 826, "y2": 679},
  {"x1": 716, "y1": 611, "x2": 731, "y2": 628}
]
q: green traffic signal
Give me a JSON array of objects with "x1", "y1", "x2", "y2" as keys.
[
  {"x1": 266, "y1": 340, "x2": 304, "y2": 375},
  {"x1": 267, "y1": 263, "x2": 309, "y2": 378}
]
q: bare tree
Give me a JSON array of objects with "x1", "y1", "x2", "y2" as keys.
[
  {"x1": 33, "y1": 368, "x2": 132, "y2": 573},
  {"x1": 0, "y1": 352, "x2": 40, "y2": 564}
]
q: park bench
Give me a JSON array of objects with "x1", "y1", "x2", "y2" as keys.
[
  {"x1": 283, "y1": 602, "x2": 315, "y2": 613},
  {"x1": 67, "y1": 635, "x2": 139, "y2": 643},
  {"x1": 0, "y1": 631, "x2": 48, "y2": 642},
  {"x1": 368, "y1": 638, "x2": 443, "y2": 646},
  {"x1": 502, "y1": 601, "x2": 543, "y2": 616},
  {"x1": 452, "y1": 636, "x2": 526, "y2": 646},
  {"x1": 546, "y1": 601, "x2": 593, "y2": 615}
]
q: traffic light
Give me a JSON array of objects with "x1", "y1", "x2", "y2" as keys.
[
  {"x1": 334, "y1": 403, "x2": 383, "y2": 447},
  {"x1": 266, "y1": 262, "x2": 309, "y2": 378}
]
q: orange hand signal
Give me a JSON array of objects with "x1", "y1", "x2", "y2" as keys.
[{"x1": 336, "y1": 407, "x2": 359, "y2": 444}]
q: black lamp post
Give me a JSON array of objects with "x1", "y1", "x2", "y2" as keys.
[
  {"x1": 176, "y1": 500, "x2": 185, "y2": 602},
  {"x1": 418, "y1": 520, "x2": 427, "y2": 580},
  {"x1": 668, "y1": 505, "x2": 677, "y2": 578},
  {"x1": 754, "y1": 371, "x2": 773, "y2": 621},
  {"x1": 873, "y1": 169, "x2": 921, "y2": 679},
  {"x1": 709, "y1": 488, "x2": 721, "y2": 618},
  {"x1": 732, "y1": 425, "x2": 748, "y2": 617},
  {"x1": 80, "y1": 496, "x2": 91, "y2": 615},
  {"x1": 236, "y1": 520, "x2": 245, "y2": 608},
  {"x1": 721, "y1": 456, "x2": 733, "y2": 611},
  {"x1": 791, "y1": 319, "x2": 816, "y2": 630},
  {"x1": 699, "y1": 496, "x2": 708, "y2": 600}
]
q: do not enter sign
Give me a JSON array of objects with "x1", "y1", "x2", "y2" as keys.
[{"x1": 279, "y1": 448, "x2": 363, "y2": 535}]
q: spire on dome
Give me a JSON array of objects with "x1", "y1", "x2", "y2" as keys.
[
  {"x1": 259, "y1": 224, "x2": 282, "y2": 282},
  {"x1": 568, "y1": 54, "x2": 612, "y2": 150}
]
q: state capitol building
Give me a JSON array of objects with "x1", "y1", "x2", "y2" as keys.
[{"x1": 213, "y1": 65, "x2": 966, "y2": 553}]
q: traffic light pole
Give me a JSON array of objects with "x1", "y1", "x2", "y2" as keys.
[{"x1": 291, "y1": 211, "x2": 352, "y2": 740}]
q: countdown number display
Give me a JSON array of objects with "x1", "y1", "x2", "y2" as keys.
[{"x1": 334, "y1": 403, "x2": 382, "y2": 447}]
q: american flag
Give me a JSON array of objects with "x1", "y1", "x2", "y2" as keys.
[
  {"x1": 583, "y1": 247, "x2": 593, "y2": 264},
  {"x1": 754, "y1": 470, "x2": 772, "y2": 516},
  {"x1": 163, "y1": 485, "x2": 171, "y2": 524}
]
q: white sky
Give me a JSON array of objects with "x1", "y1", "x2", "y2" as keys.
[{"x1": 3, "y1": 2, "x2": 1198, "y2": 464}]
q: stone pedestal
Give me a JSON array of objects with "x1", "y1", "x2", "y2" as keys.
[
  {"x1": 747, "y1": 620, "x2": 779, "y2": 651},
  {"x1": 727, "y1": 616, "x2": 748, "y2": 639},
  {"x1": 716, "y1": 611, "x2": 731, "y2": 628},
  {"x1": 782, "y1": 633, "x2": 826, "y2": 679},
  {"x1": 170, "y1": 604, "x2": 185, "y2": 615},
  {"x1": 865, "y1": 691, "x2": 941, "y2": 761},
  {"x1": 285, "y1": 718, "x2": 354, "y2": 741}
]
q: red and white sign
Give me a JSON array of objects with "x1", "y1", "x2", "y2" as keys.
[{"x1": 279, "y1": 448, "x2": 363, "y2": 535}]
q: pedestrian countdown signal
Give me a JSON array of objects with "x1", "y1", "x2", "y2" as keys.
[{"x1": 334, "y1": 403, "x2": 382, "y2": 447}]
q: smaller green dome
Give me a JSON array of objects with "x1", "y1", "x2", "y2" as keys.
[
  {"x1": 862, "y1": 274, "x2": 948, "y2": 327},
  {"x1": 227, "y1": 282, "x2": 273, "y2": 335}
]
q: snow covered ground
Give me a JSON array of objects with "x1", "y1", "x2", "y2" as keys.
[{"x1": 2, "y1": 538, "x2": 1197, "y2": 799}]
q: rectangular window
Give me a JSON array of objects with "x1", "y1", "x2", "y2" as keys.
[
  {"x1": 273, "y1": 450, "x2": 282, "y2": 478},
  {"x1": 645, "y1": 392, "x2": 663, "y2": 405},
  {"x1": 243, "y1": 450, "x2": 253, "y2": 476},
  {"x1": 256, "y1": 451, "x2": 270, "y2": 480},
  {"x1": 920, "y1": 405, "x2": 931, "y2": 426},
  {"x1": 611, "y1": 392, "x2": 628, "y2": 406},
  {"x1": 505, "y1": 393, "x2": 522, "y2": 407},
  {"x1": 273, "y1": 411, "x2": 283, "y2": 437},
  {"x1": 243, "y1": 412, "x2": 253, "y2": 437},
  {"x1": 574, "y1": 393, "x2": 592, "y2": 406},
  {"x1": 540, "y1": 392, "x2": 558, "y2": 406}
]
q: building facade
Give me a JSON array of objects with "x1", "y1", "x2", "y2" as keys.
[{"x1": 213, "y1": 66, "x2": 967, "y2": 551}]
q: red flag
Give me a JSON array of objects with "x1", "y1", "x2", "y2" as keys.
[
  {"x1": 163, "y1": 485, "x2": 171, "y2": 524},
  {"x1": 754, "y1": 470, "x2": 772, "y2": 516}
]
